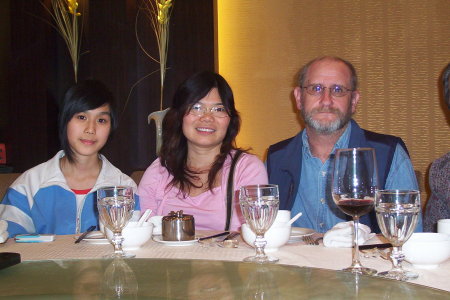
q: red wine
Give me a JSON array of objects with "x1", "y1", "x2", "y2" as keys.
[{"x1": 336, "y1": 198, "x2": 374, "y2": 217}]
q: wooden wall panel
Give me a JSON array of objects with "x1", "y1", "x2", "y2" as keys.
[{"x1": 217, "y1": 0, "x2": 450, "y2": 204}]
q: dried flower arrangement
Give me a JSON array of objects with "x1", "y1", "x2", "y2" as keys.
[
  {"x1": 42, "y1": 0, "x2": 83, "y2": 83},
  {"x1": 138, "y1": 0, "x2": 173, "y2": 110}
]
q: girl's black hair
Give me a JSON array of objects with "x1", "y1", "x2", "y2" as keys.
[{"x1": 59, "y1": 80, "x2": 117, "y2": 163}]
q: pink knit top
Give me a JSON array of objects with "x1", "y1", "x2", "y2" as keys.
[{"x1": 138, "y1": 151, "x2": 268, "y2": 231}]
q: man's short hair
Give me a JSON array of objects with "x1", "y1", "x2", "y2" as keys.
[{"x1": 297, "y1": 56, "x2": 358, "y2": 91}]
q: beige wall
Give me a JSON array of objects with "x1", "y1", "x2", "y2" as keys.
[{"x1": 216, "y1": 0, "x2": 450, "y2": 204}]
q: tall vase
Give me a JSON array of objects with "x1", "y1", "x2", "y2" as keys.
[{"x1": 148, "y1": 108, "x2": 170, "y2": 155}]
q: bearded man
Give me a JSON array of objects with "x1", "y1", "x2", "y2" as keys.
[{"x1": 267, "y1": 56, "x2": 422, "y2": 233}]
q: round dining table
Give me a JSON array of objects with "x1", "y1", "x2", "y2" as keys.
[
  {"x1": 0, "y1": 257, "x2": 449, "y2": 299},
  {"x1": 0, "y1": 231, "x2": 449, "y2": 298}
]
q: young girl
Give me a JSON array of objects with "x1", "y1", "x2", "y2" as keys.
[{"x1": 0, "y1": 80, "x2": 138, "y2": 238}]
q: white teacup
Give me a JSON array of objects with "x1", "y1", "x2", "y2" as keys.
[
  {"x1": 241, "y1": 223, "x2": 291, "y2": 252},
  {"x1": 437, "y1": 219, "x2": 450, "y2": 236},
  {"x1": 149, "y1": 215, "x2": 163, "y2": 235}
]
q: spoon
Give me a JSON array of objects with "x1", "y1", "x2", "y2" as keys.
[
  {"x1": 286, "y1": 212, "x2": 303, "y2": 226},
  {"x1": 137, "y1": 209, "x2": 152, "y2": 227}
]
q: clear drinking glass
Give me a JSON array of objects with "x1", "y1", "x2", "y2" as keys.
[
  {"x1": 375, "y1": 190, "x2": 420, "y2": 280},
  {"x1": 332, "y1": 148, "x2": 378, "y2": 275},
  {"x1": 242, "y1": 265, "x2": 280, "y2": 298},
  {"x1": 239, "y1": 184, "x2": 280, "y2": 263},
  {"x1": 97, "y1": 186, "x2": 135, "y2": 258},
  {"x1": 103, "y1": 258, "x2": 139, "y2": 298}
]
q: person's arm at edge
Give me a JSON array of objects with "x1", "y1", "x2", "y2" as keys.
[{"x1": 385, "y1": 144, "x2": 423, "y2": 232}]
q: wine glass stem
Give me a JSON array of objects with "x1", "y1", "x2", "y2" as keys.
[
  {"x1": 351, "y1": 217, "x2": 363, "y2": 268},
  {"x1": 390, "y1": 246, "x2": 405, "y2": 272},
  {"x1": 254, "y1": 234, "x2": 267, "y2": 258},
  {"x1": 112, "y1": 232, "x2": 124, "y2": 256}
]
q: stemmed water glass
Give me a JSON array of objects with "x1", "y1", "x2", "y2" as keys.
[
  {"x1": 242, "y1": 265, "x2": 279, "y2": 298},
  {"x1": 97, "y1": 186, "x2": 135, "y2": 258},
  {"x1": 239, "y1": 184, "x2": 280, "y2": 263},
  {"x1": 103, "y1": 258, "x2": 139, "y2": 298},
  {"x1": 332, "y1": 148, "x2": 378, "y2": 275},
  {"x1": 375, "y1": 190, "x2": 420, "y2": 280}
]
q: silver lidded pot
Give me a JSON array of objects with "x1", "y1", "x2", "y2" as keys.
[{"x1": 162, "y1": 210, "x2": 195, "y2": 241}]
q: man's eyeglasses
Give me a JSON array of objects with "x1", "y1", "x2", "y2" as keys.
[
  {"x1": 188, "y1": 103, "x2": 229, "y2": 118},
  {"x1": 302, "y1": 84, "x2": 354, "y2": 97}
]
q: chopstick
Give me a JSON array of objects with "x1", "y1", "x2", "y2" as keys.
[
  {"x1": 359, "y1": 243, "x2": 392, "y2": 250},
  {"x1": 198, "y1": 231, "x2": 230, "y2": 241},
  {"x1": 74, "y1": 226, "x2": 96, "y2": 244},
  {"x1": 217, "y1": 232, "x2": 239, "y2": 242}
]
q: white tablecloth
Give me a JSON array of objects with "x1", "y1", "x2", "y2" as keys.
[{"x1": 1, "y1": 232, "x2": 449, "y2": 293}]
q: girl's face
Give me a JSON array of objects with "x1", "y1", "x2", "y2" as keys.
[
  {"x1": 66, "y1": 104, "x2": 112, "y2": 161},
  {"x1": 182, "y1": 88, "x2": 230, "y2": 152}
]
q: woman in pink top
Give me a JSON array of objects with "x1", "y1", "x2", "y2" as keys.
[{"x1": 138, "y1": 71, "x2": 268, "y2": 231}]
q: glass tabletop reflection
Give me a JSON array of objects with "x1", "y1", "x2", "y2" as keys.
[{"x1": 0, "y1": 258, "x2": 448, "y2": 299}]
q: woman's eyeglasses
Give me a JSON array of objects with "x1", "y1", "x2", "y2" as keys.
[{"x1": 189, "y1": 103, "x2": 229, "y2": 118}]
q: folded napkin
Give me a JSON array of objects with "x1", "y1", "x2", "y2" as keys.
[
  {"x1": 323, "y1": 221, "x2": 375, "y2": 248},
  {"x1": 0, "y1": 220, "x2": 8, "y2": 243},
  {"x1": 0, "y1": 231, "x2": 8, "y2": 243}
]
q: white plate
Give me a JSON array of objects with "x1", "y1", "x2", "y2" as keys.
[
  {"x1": 152, "y1": 235, "x2": 198, "y2": 246},
  {"x1": 291, "y1": 227, "x2": 315, "y2": 237},
  {"x1": 288, "y1": 227, "x2": 315, "y2": 243},
  {"x1": 74, "y1": 231, "x2": 110, "y2": 245}
]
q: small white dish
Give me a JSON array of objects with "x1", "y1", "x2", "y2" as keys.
[
  {"x1": 403, "y1": 233, "x2": 450, "y2": 269},
  {"x1": 74, "y1": 231, "x2": 109, "y2": 245},
  {"x1": 290, "y1": 227, "x2": 315, "y2": 238},
  {"x1": 287, "y1": 227, "x2": 315, "y2": 244},
  {"x1": 152, "y1": 235, "x2": 199, "y2": 246}
]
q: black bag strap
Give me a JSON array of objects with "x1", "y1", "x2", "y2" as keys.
[{"x1": 225, "y1": 150, "x2": 243, "y2": 231}]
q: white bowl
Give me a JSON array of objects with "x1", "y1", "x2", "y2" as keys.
[
  {"x1": 105, "y1": 221, "x2": 153, "y2": 250},
  {"x1": 275, "y1": 210, "x2": 291, "y2": 223},
  {"x1": 403, "y1": 233, "x2": 450, "y2": 269},
  {"x1": 241, "y1": 223, "x2": 291, "y2": 252}
]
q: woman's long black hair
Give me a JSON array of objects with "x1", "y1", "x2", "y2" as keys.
[{"x1": 159, "y1": 71, "x2": 242, "y2": 196}]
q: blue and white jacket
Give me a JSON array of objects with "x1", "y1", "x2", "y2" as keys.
[{"x1": 0, "y1": 151, "x2": 139, "y2": 237}]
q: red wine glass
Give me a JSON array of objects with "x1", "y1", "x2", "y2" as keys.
[{"x1": 332, "y1": 148, "x2": 378, "y2": 275}]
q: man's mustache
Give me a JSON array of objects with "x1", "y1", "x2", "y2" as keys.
[{"x1": 311, "y1": 107, "x2": 341, "y2": 114}]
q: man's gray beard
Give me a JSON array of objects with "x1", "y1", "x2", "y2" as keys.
[{"x1": 301, "y1": 108, "x2": 352, "y2": 135}]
